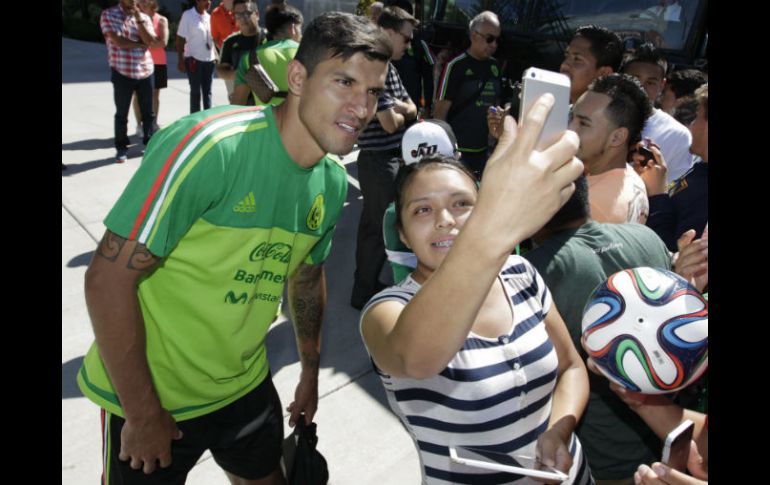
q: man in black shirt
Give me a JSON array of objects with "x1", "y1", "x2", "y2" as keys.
[
  {"x1": 433, "y1": 11, "x2": 501, "y2": 177},
  {"x1": 216, "y1": 0, "x2": 261, "y2": 105}
]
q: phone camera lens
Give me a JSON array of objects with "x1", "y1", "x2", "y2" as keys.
[{"x1": 531, "y1": 72, "x2": 536, "y2": 78}]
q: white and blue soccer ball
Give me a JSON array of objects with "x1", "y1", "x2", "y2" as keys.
[{"x1": 581, "y1": 267, "x2": 708, "y2": 394}]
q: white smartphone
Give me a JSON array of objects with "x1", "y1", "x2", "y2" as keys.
[
  {"x1": 449, "y1": 445, "x2": 569, "y2": 481},
  {"x1": 661, "y1": 419, "x2": 694, "y2": 472},
  {"x1": 518, "y1": 67, "x2": 571, "y2": 151}
]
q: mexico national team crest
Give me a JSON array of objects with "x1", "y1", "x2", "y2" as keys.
[
  {"x1": 491, "y1": 65, "x2": 499, "y2": 77},
  {"x1": 307, "y1": 194, "x2": 325, "y2": 231}
]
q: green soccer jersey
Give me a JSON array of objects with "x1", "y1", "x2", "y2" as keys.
[
  {"x1": 235, "y1": 39, "x2": 299, "y2": 107},
  {"x1": 78, "y1": 105, "x2": 348, "y2": 421}
]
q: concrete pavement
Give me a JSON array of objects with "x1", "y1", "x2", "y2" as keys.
[{"x1": 62, "y1": 37, "x2": 421, "y2": 484}]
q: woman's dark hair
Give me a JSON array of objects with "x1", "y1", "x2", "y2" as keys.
[{"x1": 394, "y1": 155, "x2": 478, "y2": 229}]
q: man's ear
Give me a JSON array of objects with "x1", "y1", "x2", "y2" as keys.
[
  {"x1": 286, "y1": 59, "x2": 307, "y2": 96},
  {"x1": 597, "y1": 66, "x2": 614, "y2": 78},
  {"x1": 608, "y1": 126, "x2": 629, "y2": 148}
]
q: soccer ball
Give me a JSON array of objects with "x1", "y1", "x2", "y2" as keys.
[{"x1": 581, "y1": 267, "x2": 708, "y2": 394}]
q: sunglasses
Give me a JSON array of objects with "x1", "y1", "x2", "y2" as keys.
[
  {"x1": 397, "y1": 31, "x2": 413, "y2": 44},
  {"x1": 474, "y1": 31, "x2": 499, "y2": 44},
  {"x1": 234, "y1": 10, "x2": 255, "y2": 19}
]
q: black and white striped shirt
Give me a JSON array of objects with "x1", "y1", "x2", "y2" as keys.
[{"x1": 361, "y1": 256, "x2": 594, "y2": 485}]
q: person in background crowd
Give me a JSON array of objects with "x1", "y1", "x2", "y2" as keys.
[
  {"x1": 433, "y1": 11, "x2": 501, "y2": 177},
  {"x1": 622, "y1": 44, "x2": 694, "y2": 184},
  {"x1": 368, "y1": 1, "x2": 384, "y2": 22},
  {"x1": 216, "y1": 0, "x2": 262, "y2": 104},
  {"x1": 350, "y1": 6, "x2": 418, "y2": 310},
  {"x1": 636, "y1": 84, "x2": 708, "y2": 252},
  {"x1": 659, "y1": 69, "x2": 706, "y2": 115},
  {"x1": 388, "y1": 0, "x2": 435, "y2": 119},
  {"x1": 229, "y1": 3, "x2": 302, "y2": 106},
  {"x1": 176, "y1": 0, "x2": 217, "y2": 113},
  {"x1": 211, "y1": 0, "x2": 237, "y2": 51},
  {"x1": 569, "y1": 74, "x2": 651, "y2": 225},
  {"x1": 525, "y1": 175, "x2": 673, "y2": 485},
  {"x1": 131, "y1": 0, "x2": 168, "y2": 136},
  {"x1": 560, "y1": 25, "x2": 623, "y2": 105},
  {"x1": 100, "y1": 0, "x2": 157, "y2": 163}
]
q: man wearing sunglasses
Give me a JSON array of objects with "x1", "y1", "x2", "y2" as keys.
[
  {"x1": 216, "y1": 0, "x2": 262, "y2": 103},
  {"x1": 434, "y1": 11, "x2": 502, "y2": 178}
]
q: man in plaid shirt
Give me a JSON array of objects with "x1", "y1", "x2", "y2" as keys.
[{"x1": 100, "y1": 0, "x2": 158, "y2": 163}]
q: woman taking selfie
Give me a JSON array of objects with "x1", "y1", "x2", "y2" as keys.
[{"x1": 360, "y1": 95, "x2": 594, "y2": 484}]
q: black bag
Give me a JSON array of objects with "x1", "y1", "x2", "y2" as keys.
[{"x1": 282, "y1": 417, "x2": 329, "y2": 485}]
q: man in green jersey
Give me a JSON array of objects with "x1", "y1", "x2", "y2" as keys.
[
  {"x1": 216, "y1": 0, "x2": 263, "y2": 105},
  {"x1": 230, "y1": 3, "x2": 303, "y2": 106},
  {"x1": 78, "y1": 12, "x2": 391, "y2": 485}
]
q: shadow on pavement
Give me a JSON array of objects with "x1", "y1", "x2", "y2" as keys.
[
  {"x1": 62, "y1": 138, "x2": 115, "y2": 151},
  {"x1": 63, "y1": 356, "x2": 85, "y2": 399},
  {"x1": 62, "y1": 157, "x2": 117, "y2": 175},
  {"x1": 62, "y1": 157, "x2": 120, "y2": 175},
  {"x1": 68, "y1": 251, "x2": 94, "y2": 268},
  {"x1": 63, "y1": 146, "x2": 144, "y2": 175}
]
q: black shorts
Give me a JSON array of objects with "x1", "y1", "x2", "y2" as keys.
[
  {"x1": 101, "y1": 376, "x2": 284, "y2": 484},
  {"x1": 154, "y1": 64, "x2": 168, "y2": 89}
]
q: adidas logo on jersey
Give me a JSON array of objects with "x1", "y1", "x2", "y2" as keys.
[
  {"x1": 234, "y1": 191, "x2": 257, "y2": 213},
  {"x1": 465, "y1": 68, "x2": 474, "y2": 76}
]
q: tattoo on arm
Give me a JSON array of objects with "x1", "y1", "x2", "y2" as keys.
[
  {"x1": 94, "y1": 231, "x2": 159, "y2": 271},
  {"x1": 292, "y1": 292, "x2": 323, "y2": 340},
  {"x1": 290, "y1": 264, "x2": 325, "y2": 340},
  {"x1": 127, "y1": 244, "x2": 158, "y2": 271},
  {"x1": 95, "y1": 231, "x2": 127, "y2": 262}
]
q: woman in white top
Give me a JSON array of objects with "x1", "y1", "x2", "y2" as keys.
[
  {"x1": 176, "y1": 0, "x2": 216, "y2": 113},
  {"x1": 360, "y1": 95, "x2": 593, "y2": 484}
]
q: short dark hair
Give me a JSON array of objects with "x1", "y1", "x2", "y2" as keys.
[
  {"x1": 294, "y1": 12, "x2": 392, "y2": 77},
  {"x1": 667, "y1": 69, "x2": 707, "y2": 99},
  {"x1": 394, "y1": 155, "x2": 477, "y2": 229},
  {"x1": 264, "y1": 4, "x2": 303, "y2": 37},
  {"x1": 543, "y1": 175, "x2": 590, "y2": 230},
  {"x1": 232, "y1": 0, "x2": 256, "y2": 9},
  {"x1": 588, "y1": 73, "x2": 652, "y2": 147},
  {"x1": 673, "y1": 97, "x2": 699, "y2": 125},
  {"x1": 574, "y1": 25, "x2": 624, "y2": 71},
  {"x1": 621, "y1": 42, "x2": 667, "y2": 79},
  {"x1": 694, "y1": 83, "x2": 708, "y2": 120},
  {"x1": 384, "y1": 0, "x2": 413, "y2": 15},
  {"x1": 377, "y1": 6, "x2": 418, "y2": 31}
]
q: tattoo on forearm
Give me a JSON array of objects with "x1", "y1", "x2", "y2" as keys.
[
  {"x1": 95, "y1": 231, "x2": 127, "y2": 262},
  {"x1": 300, "y1": 350, "x2": 320, "y2": 371},
  {"x1": 127, "y1": 244, "x2": 157, "y2": 271},
  {"x1": 292, "y1": 293, "x2": 323, "y2": 340}
]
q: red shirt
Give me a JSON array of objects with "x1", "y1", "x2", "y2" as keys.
[{"x1": 210, "y1": 5, "x2": 238, "y2": 50}]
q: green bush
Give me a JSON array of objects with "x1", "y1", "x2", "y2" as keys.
[{"x1": 63, "y1": 16, "x2": 105, "y2": 43}]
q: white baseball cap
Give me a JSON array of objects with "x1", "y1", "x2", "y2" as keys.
[{"x1": 401, "y1": 119, "x2": 459, "y2": 165}]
